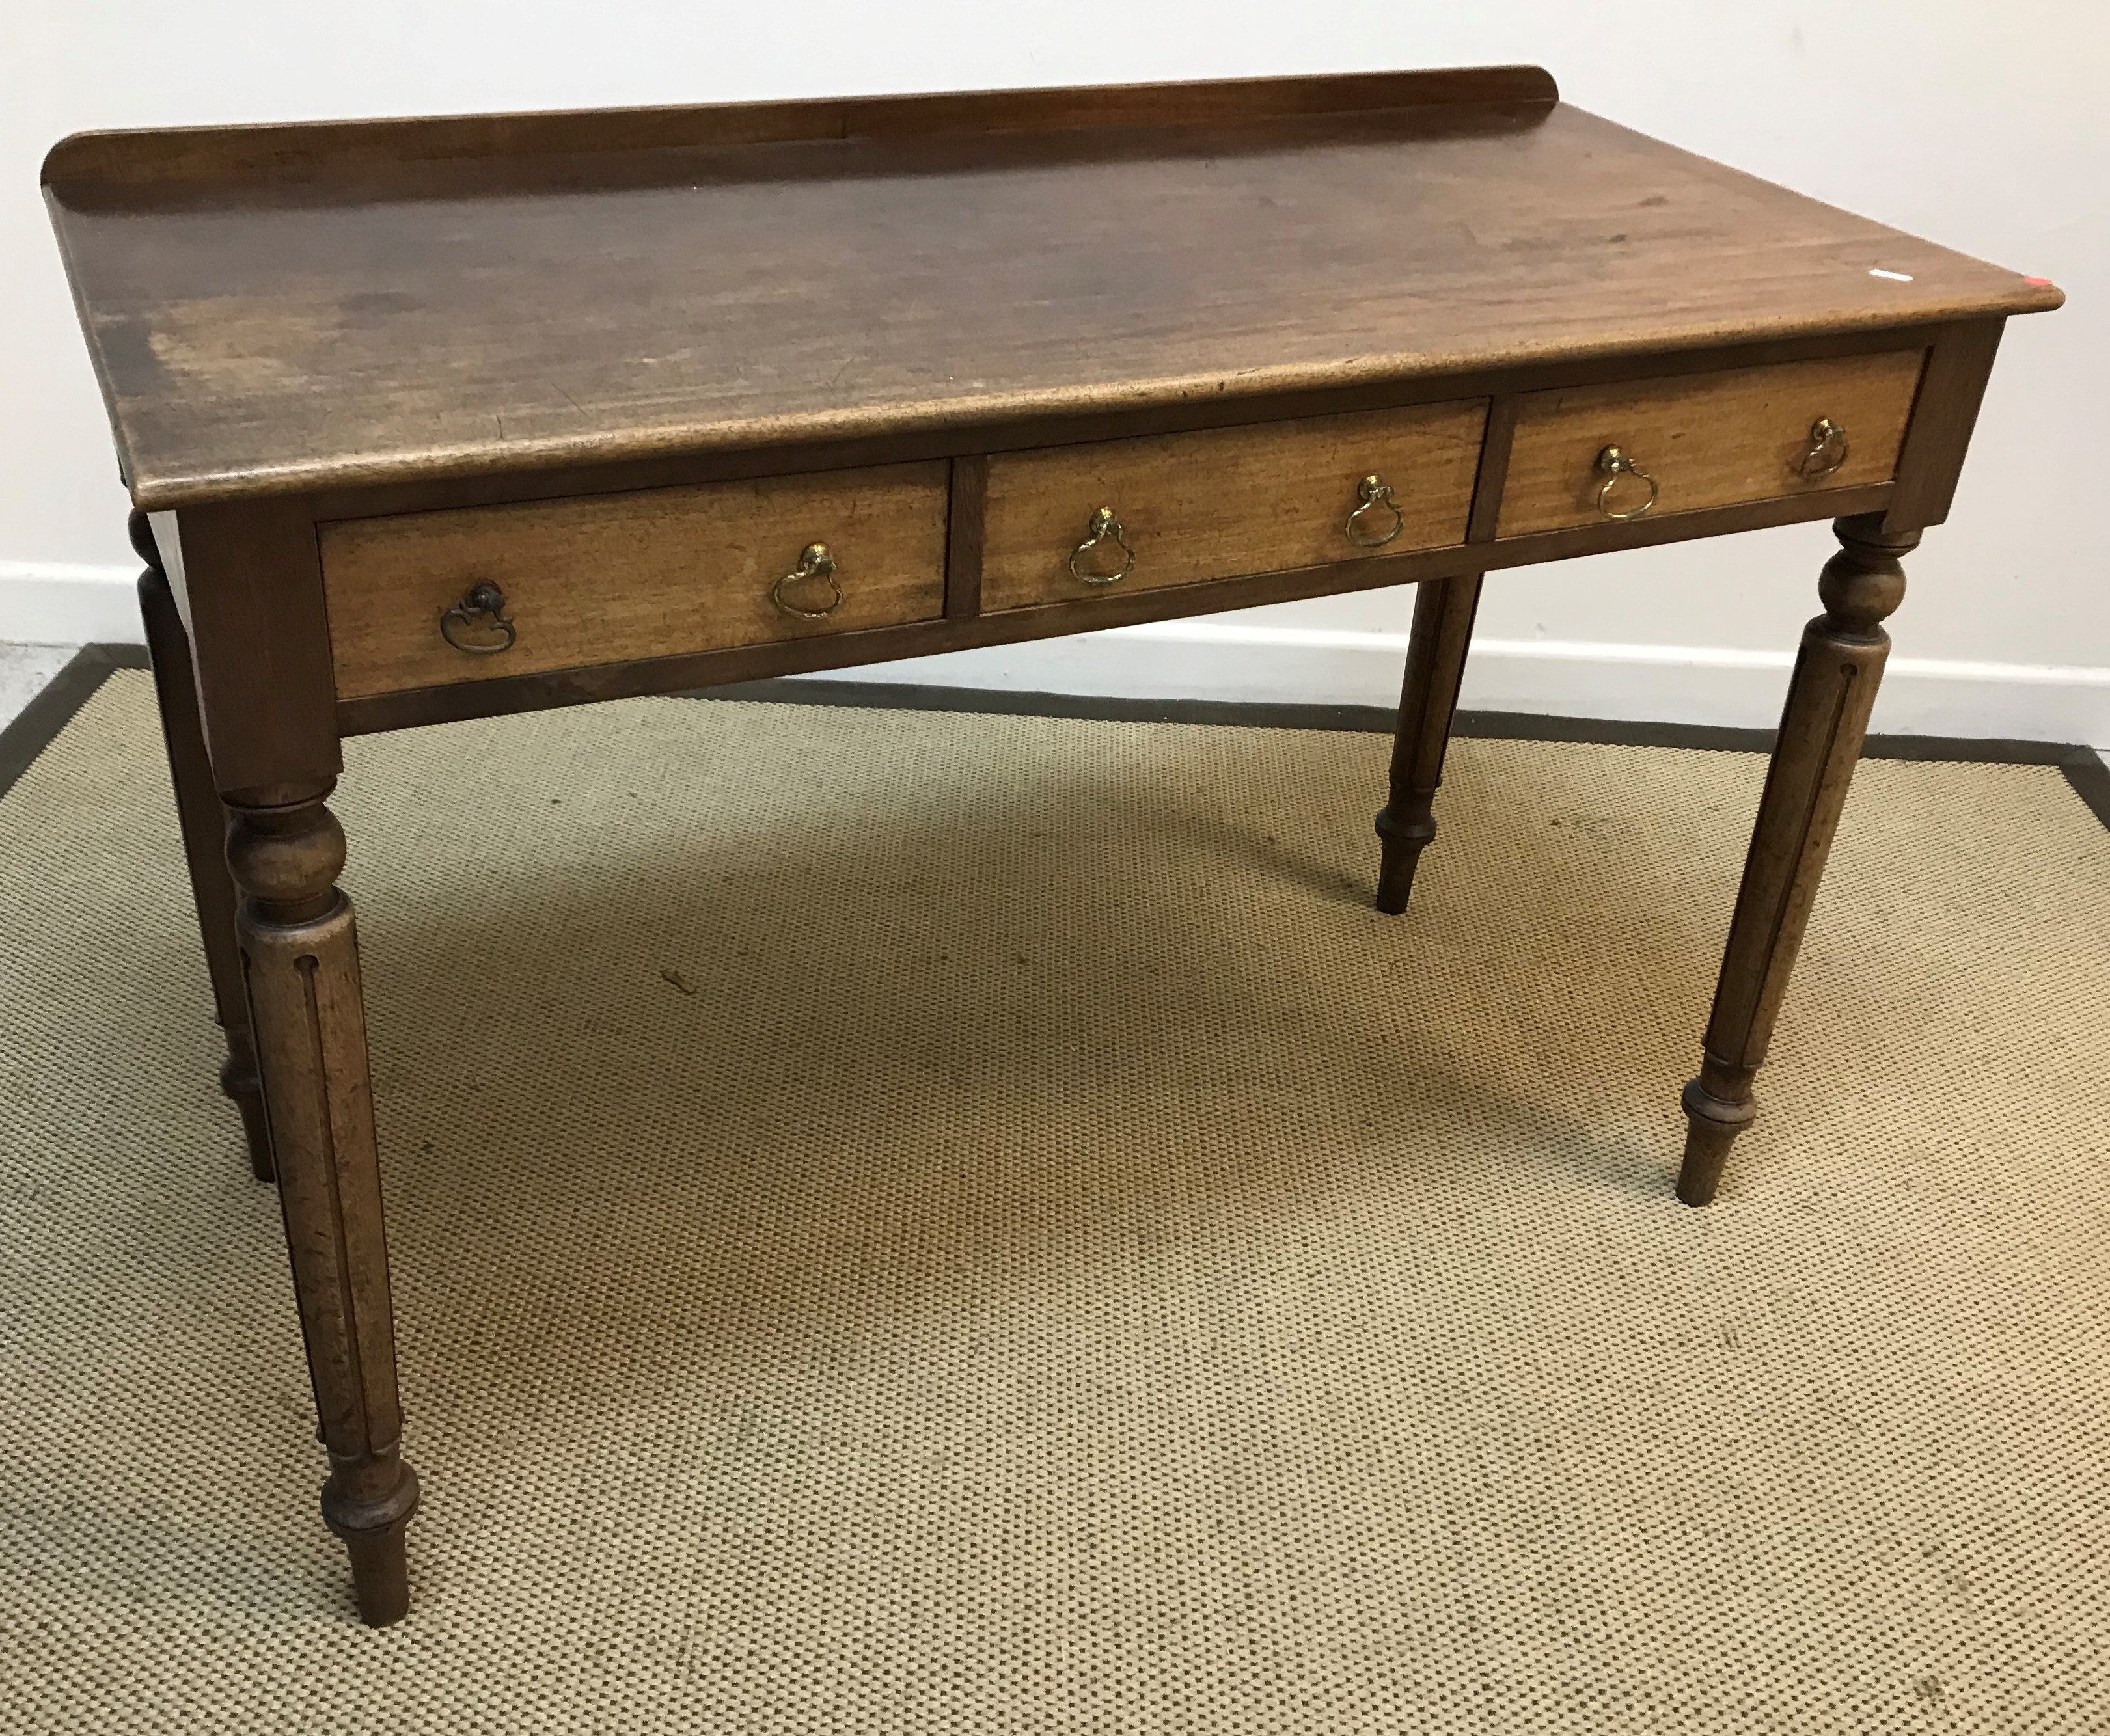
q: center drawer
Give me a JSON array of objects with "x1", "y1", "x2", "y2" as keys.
[
  {"x1": 320, "y1": 461, "x2": 950, "y2": 700},
  {"x1": 978, "y1": 400, "x2": 1488, "y2": 613}
]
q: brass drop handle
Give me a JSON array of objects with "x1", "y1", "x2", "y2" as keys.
[
  {"x1": 770, "y1": 543, "x2": 842, "y2": 619},
  {"x1": 1344, "y1": 473, "x2": 1404, "y2": 548},
  {"x1": 439, "y1": 581, "x2": 516, "y2": 655},
  {"x1": 1796, "y1": 417, "x2": 1850, "y2": 480},
  {"x1": 1069, "y1": 506, "x2": 1134, "y2": 586},
  {"x1": 1594, "y1": 445, "x2": 1659, "y2": 521}
]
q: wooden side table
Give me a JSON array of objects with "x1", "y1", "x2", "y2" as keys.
[{"x1": 44, "y1": 66, "x2": 2060, "y2": 1623}]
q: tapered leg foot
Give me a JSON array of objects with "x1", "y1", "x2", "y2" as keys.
[
  {"x1": 325, "y1": 1464, "x2": 420, "y2": 1627},
  {"x1": 1374, "y1": 804, "x2": 1437, "y2": 915},
  {"x1": 1676, "y1": 514, "x2": 1915, "y2": 1203},
  {"x1": 1677, "y1": 1071, "x2": 1758, "y2": 1208},
  {"x1": 1375, "y1": 573, "x2": 1483, "y2": 915}
]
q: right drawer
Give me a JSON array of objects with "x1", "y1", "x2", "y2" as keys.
[{"x1": 1496, "y1": 351, "x2": 1926, "y2": 538}]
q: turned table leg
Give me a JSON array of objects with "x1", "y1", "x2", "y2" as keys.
[
  {"x1": 135, "y1": 513, "x2": 274, "y2": 1182},
  {"x1": 1677, "y1": 513, "x2": 1915, "y2": 1206},
  {"x1": 1375, "y1": 572, "x2": 1484, "y2": 913},
  {"x1": 228, "y1": 785, "x2": 419, "y2": 1622}
]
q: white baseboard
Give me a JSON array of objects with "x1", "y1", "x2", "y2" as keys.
[
  {"x1": 0, "y1": 562, "x2": 142, "y2": 646},
  {"x1": 6, "y1": 565, "x2": 2106, "y2": 749},
  {"x1": 802, "y1": 621, "x2": 2110, "y2": 750}
]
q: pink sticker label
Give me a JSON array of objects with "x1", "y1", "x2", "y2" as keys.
[{"x1": 2025, "y1": 276, "x2": 2053, "y2": 286}]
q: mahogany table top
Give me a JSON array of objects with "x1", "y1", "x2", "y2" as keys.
[{"x1": 44, "y1": 67, "x2": 2058, "y2": 511}]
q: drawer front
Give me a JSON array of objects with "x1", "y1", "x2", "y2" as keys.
[
  {"x1": 979, "y1": 401, "x2": 1487, "y2": 613},
  {"x1": 321, "y1": 462, "x2": 950, "y2": 699},
  {"x1": 1496, "y1": 351, "x2": 1925, "y2": 538}
]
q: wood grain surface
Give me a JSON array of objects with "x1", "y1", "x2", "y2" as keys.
[
  {"x1": 980, "y1": 401, "x2": 1487, "y2": 612},
  {"x1": 43, "y1": 67, "x2": 1557, "y2": 191},
  {"x1": 1496, "y1": 351, "x2": 1925, "y2": 537},
  {"x1": 331, "y1": 483, "x2": 1899, "y2": 739},
  {"x1": 321, "y1": 463, "x2": 947, "y2": 699},
  {"x1": 1883, "y1": 319, "x2": 2005, "y2": 534},
  {"x1": 44, "y1": 74, "x2": 2059, "y2": 510}
]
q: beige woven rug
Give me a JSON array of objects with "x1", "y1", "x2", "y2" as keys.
[{"x1": 3, "y1": 670, "x2": 2107, "y2": 1733}]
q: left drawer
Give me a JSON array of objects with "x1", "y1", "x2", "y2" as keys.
[{"x1": 320, "y1": 461, "x2": 950, "y2": 699}]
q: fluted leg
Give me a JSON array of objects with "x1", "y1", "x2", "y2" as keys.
[
  {"x1": 136, "y1": 514, "x2": 275, "y2": 1181},
  {"x1": 1677, "y1": 514, "x2": 1915, "y2": 1206},
  {"x1": 228, "y1": 787, "x2": 418, "y2": 1623},
  {"x1": 1375, "y1": 572, "x2": 1484, "y2": 913}
]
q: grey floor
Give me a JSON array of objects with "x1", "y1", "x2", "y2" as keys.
[{"x1": 1, "y1": 644, "x2": 81, "y2": 735}]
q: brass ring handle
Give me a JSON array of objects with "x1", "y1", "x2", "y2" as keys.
[
  {"x1": 1069, "y1": 506, "x2": 1134, "y2": 586},
  {"x1": 1594, "y1": 445, "x2": 1659, "y2": 521},
  {"x1": 1344, "y1": 474, "x2": 1404, "y2": 549},
  {"x1": 439, "y1": 581, "x2": 516, "y2": 655},
  {"x1": 770, "y1": 543, "x2": 842, "y2": 619},
  {"x1": 1796, "y1": 417, "x2": 1850, "y2": 480}
]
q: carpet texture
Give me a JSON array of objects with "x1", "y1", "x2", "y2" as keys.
[{"x1": 2, "y1": 670, "x2": 2107, "y2": 1732}]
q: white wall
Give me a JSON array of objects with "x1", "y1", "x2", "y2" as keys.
[{"x1": 7, "y1": 3, "x2": 2105, "y2": 741}]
